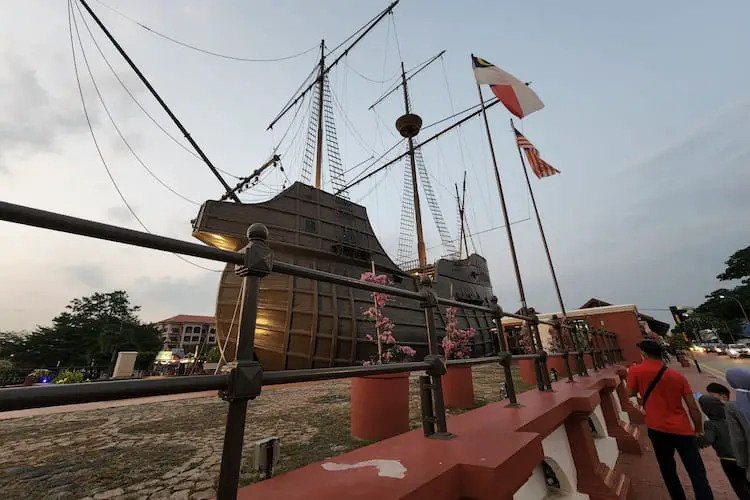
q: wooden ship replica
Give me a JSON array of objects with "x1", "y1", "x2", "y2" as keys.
[{"x1": 191, "y1": 2, "x2": 501, "y2": 370}]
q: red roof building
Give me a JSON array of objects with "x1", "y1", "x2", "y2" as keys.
[{"x1": 156, "y1": 314, "x2": 216, "y2": 350}]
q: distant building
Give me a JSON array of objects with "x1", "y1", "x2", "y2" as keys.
[{"x1": 155, "y1": 315, "x2": 216, "y2": 351}]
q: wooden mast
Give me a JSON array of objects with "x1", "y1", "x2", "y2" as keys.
[
  {"x1": 314, "y1": 40, "x2": 325, "y2": 189},
  {"x1": 399, "y1": 62, "x2": 427, "y2": 269},
  {"x1": 454, "y1": 171, "x2": 470, "y2": 259}
]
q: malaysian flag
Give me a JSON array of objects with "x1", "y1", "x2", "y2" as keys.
[{"x1": 514, "y1": 128, "x2": 560, "y2": 179}]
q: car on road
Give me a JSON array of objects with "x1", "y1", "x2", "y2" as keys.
[
  {"x1": 715, "y1": 344, "x2": 729, "y2": 355},
  {"x1": 727, "y1": 344, "x2": 750, "y2": 359},
  {"x1": 704, "y1": 343, "x2": 720, "y2": 353}
]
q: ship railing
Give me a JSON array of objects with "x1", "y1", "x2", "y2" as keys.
[{"x1": 0, "y1": 201, "x2": 624, "y2": 500}]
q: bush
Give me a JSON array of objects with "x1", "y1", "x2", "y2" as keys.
[
  {"x1": 0, "y1": 359, "x2": 12, "y2": 373},
  {"x1": 206, "y1": 346, "x2": 221, "y2": 363},
  {"x1": 135, "y1": 351, "x2": 158, "y2": 370},
  {"x1": 53, "y1": 369, "x2": 85, "y2": 384}
]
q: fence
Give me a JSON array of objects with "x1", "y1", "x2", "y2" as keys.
[{"x1": 0, "y1": 200, "x2": 624, "y2": 499}]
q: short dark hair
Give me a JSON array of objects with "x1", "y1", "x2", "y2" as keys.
[
  {"x1": 706, "y1": 382, "x2": 730, "y2": 397},
  {"x1": 637, "y1": 339, "x2": 663, "y2": 357}
]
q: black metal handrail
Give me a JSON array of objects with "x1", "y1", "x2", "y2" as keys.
[{"x1": 0, "y1": 200, "x2": 625, "y2": 499}]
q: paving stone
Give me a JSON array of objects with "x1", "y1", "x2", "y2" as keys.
[
  {"x1": 94, "y1": 489, "x2": 125, "y2": 500},
  {"x1": 170, "y1": 490, "x2": 190, "y2": 500},
  {"x1": 190, "y1": 491, "x2": 214, "y2": 500}
]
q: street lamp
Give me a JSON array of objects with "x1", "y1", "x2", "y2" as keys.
[{"x1": 719, "y1": 295, "x2": 750, "y2": 323}]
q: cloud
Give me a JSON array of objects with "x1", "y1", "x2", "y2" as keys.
[
  {"x1": 65, "y1": 265, "x2": 106, "y2": 288},
  {"x1": 0, "y1": 57, "x2": 93, "y2": 169},
  {"x1": 106, "y1": 205, "x2": 137, "y2": 224},
  {"x1": 130, "y1": 271, "x2": 223, "y2": 323}
]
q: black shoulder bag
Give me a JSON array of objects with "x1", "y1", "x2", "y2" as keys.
[{"x1": 640, "y1": 364, "x2": 668, "y2": 408}]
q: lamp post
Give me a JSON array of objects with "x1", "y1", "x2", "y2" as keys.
[{"x1": 719, "y1": 295, "x2": 750, "y2": 324}]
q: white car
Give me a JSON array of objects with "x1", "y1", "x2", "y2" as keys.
[{"x1": 727, "y1": 344, "x2": 750, "y2": 359}]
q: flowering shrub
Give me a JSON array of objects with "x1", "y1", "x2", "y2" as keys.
[
  {"x1": 441, "y1": 307, "x2": 475, "y2": 360},
  {"x1": 547, "y1": 321, "x2": 572, "y2": 353},
  {"x1": 360, "y1": 272, "x2": 417, "y2": 365},
  {"x1": 546, "y1": 325, "x2": 564, "y2": 353},
  {"x1": 518, "y1": 323, "x2": 535, "y2": 354}
]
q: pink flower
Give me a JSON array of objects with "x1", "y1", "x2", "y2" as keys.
[
  {"x1": 441, "y1": 307, "x2": 475, "y2": 360},
  {"x1": 360, "y1": 271, "x2": 414, "y2": 365}
]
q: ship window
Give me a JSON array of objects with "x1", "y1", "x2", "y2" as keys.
[
  {"x1": 342, "y1": 227, "x2": 356, "y2": 244},
  {"x1": 303, "y1": 218, "x2": 317, "y2": 233}
]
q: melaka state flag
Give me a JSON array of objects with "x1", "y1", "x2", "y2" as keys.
[{"x1": 472, "y1": 55, "x2": 544, "y2": 119}]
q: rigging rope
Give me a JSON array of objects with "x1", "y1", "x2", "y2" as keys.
[
  {"x1": 90, "y1": 0, "x2": 319, "y2": 62},
  {"x1": 68, "y1": 0, "x2": 221, "y2": 273},
  {"x1": 73, "y1": 1, "x2": 200, "y2": 205},
  {"x1": 75, "y1": 1, "x2": 242, "y2": 180}
]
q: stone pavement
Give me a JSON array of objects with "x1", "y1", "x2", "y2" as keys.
[{"x1": 615, "y1": 360, "x2": 741, "y2": 500}]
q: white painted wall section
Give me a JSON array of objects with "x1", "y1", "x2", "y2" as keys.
[{"x1": 591, "y1": 405, "x2": 619, "y2": 469}]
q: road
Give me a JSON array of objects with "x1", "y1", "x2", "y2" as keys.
[{"x1": 694, "y1": 351, "x2": 750, "y2": 379}]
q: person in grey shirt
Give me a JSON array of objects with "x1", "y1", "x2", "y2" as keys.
[
  {"x1": 725, "y1": 369, "x2": 750, "y2": 483},
  {"x1": 698, "y1": 395, "x2": 750, "y2": 498}
]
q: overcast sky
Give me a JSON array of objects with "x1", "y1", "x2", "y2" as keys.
[{"x1": 1, "y1": 0, "x2": 748, "y2": 331}]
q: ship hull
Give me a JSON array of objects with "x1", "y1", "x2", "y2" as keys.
[{"x1": 193, "y1": 182, "x2": 499, "y2": 370}]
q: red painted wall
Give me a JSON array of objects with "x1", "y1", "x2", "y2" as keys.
[{"x1": 583, "y1": 311, "x2": 644, "y2": 364}]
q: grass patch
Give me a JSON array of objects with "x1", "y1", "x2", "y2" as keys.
[
  {"x1": 310, "y1": 394, "x2": 349, "y2": 405},
  {"x1": 239, "y1": 405, "x2": 372, "y2": 486}
]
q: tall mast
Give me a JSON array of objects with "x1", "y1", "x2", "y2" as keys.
[
  {"x1": 472, "y1": 55, "x2": 528, "y2": 314},
  {"x1": 338, "y1": 97, "x2": 503, "y2": 194},
  {"x1": 455, "y1": 171, "x2": 469, "y2": 259},
  {"x1": 399, "y1": 62, "x2": 427, "y2": 269},
  {"x1": 314, "y1": 40, "x2": 325, "y2": 189},
  {"x1": 267, "y1": 1, "x2": 399, "y2": 130}
]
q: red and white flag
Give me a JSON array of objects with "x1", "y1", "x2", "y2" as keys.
[
  {"x1": 514, "y1": 128, "x2": 561, "y2": 179},
  {"x1": 472, "y1": 55, "x2": 544, "y2": 119}
]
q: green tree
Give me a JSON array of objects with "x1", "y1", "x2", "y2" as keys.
[
  {"x1": 2, "y1": 291, "x2": 161, "y2": 370},
  {"x1": 695, "y1": 246, "x2": 750, "y2": 338},
  {"x1": 717, "y1": 245, "x2": 750, "y2": 283}
]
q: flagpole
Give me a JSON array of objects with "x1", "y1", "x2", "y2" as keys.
[
  {"x1": 511, "y1": 119, "x2": 566, "y2": 317},
  {"x1": 472, "y1": 58, "x2": 528, "y2": 314}
]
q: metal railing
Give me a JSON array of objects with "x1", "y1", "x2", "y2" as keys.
[{"x1": 0, "y1": 200, "x2": 624, "y2": 499}]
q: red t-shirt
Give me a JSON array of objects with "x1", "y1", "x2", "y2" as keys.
[{"x1": 627, "y1": 359, "x2": 695, "y2": 435}]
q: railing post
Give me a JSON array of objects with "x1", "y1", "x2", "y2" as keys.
[
  {"x1": 611, "y1": 331, "x2": 622, "y2": 362},
  {"x1": 552, "y1": 315, "x2": 574, "y2": 383},
  {"x1": 528, "y1": 308, "x2": 552, "y2": 392},
  {"x1": 589, "y1": 328, "x2": 599, "y2": 372},
  {"x1": 578, "y1": 324, "x2": 590, "y2": 377},
  {"x1": 597, "y1": 329, "x2": 608, "y2": 367},
  {"x1": 216, "y1": 224, "x2": 272, "y2": 500},
  {"x1": 419, "y1": 276, "x2": 452, "y2": 439},
  {"x1": 491, "y1": 297, "x2": 521, "y2": 407}
]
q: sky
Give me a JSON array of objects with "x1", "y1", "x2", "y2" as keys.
[{"x1": 0, "y1": 0, "x2": 748, "y2": 332}]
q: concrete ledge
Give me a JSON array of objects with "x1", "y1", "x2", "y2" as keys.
[{"x1": 234, "y1": 368, "x2": 628, "y2": 500}]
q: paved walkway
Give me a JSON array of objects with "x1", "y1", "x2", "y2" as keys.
[{"x1": 616, "y1": 360, "x2": 742, "y2": 499}]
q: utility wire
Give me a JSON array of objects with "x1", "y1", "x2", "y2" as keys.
[
  {"x1": 91, "y1": 0, "x2": 318, "y2": 62},
  {"x1": 68, "y1": 1, "x2": 221, "y2": 273}
]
